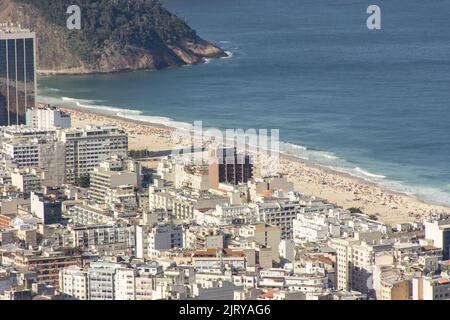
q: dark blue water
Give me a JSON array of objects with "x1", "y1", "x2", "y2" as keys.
[{"x1": 38, "y1": 0, "x2": 450, "y2": 205}]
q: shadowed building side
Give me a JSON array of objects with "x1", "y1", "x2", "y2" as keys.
[{"x1": 209, "y1": 147, "x2": 254, "y2": 190}]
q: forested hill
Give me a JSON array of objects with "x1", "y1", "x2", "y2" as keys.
[{"x1": 0, "y1": 0, "x2": 226, "y2": 74}]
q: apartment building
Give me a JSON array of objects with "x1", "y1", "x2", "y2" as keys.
[
  {"x1": 174, "y1": 163, "x2": 210, "y2": 191},
  {"x1": 149, "y1": 181, "x2": 230, "y2": 221},
  {"x1": 2, "y1": 139, "x2": 40, "y2": 168},
  {"x1": 136, "y1": 224, "x2": 151, "y2": 259},
  {"x1": 209, "y1": 148, "x2": 253, "y2": 189},
  {"x1": 30, "y1": 191, "x2": 64, "y2": 225},
  {"x1": 192, "y1": 248, "x2": 247, "y2": 272},
  {"x1": 413, "y1": 276, "x2": 450, "y2": 300},
  {"x1": 62, "y1": 221, "x2": 135, "y2": 255},
  {"x1": 59, "y1": 262, "x2": 166, "y2": 301},
  {"x1": 13, "y1": 249, "x2": 82, "y2": 287},
  {"x1": 59, "y1": 265, "x2": 88, "y2": 300},
  {"x1": 135, "y1": 265, "x2": 159, "y2": 300},
  {"x1": 239, "y1": 223, "x2": 281, "y2": 263},
  {"x1": 197, "y1": 204, "x2": 259, "y2": 227},
  {"x1": 292, "y1": 213, "x2": 331, "y2": 244},
  {"x1": 89, "y1": 156, "x2": 141, "y2": 204},
  {"x1": 88, "y1": 262, "x2": 119, "y2": 300},
  {"x1": 379, "y1": 275, "x2": 410, "y2": 300},
  {"x1": 255, "y1": 201, "x2": 299, "y2": 239},
  {"x1": 1, "y1": 128, "x2": 66, "y2": 185},
  {"x1": 147, "y1": 224, "x2": 183, "y2": 256},
  {"x1": 114, "y1": 267, "x2": 137, "y2": 300},
  {"x1": 329, "y1": 238, "x2": 393, "y2": 295},
  {"x1": 26, "y1": 106, "x2": 71, "y2": 129},
  {"x1": 425, "y1": 218, "x2": 450, "y2": 260},
  {"x1": 67, "y1": 204, "x2": 114, "y2": 225},
  {"x1": 183, "y1": 226, "x2": 225, "y2": 251},
  {"x1": 59, "y1": 126, "x2": 128, "y2": 184},
  {"x1": 10, "y1": 169, "x2": 42, "y2": 193}
]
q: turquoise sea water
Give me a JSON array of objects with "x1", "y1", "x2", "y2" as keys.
[{"x1": 38, "y1": 0, "x2": 450, "y2": 206}]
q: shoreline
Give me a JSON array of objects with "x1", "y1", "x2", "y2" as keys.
[
  {"x1": 56, "y1": 104, "x2": 450, "y2": 225},
  {"x1": 280, "y1": 153, "x2": 444, "y2": 208},
  {"x1": 59, "y1": 104, "x2": 173, "y2": 131},
  {"x1": 37, "y1": 51, "x2": 232, "y2": 76}
]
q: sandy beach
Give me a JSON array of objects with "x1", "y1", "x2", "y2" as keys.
[{"x1": 62, "y1": 106, "x2": 450, "y2": 226}]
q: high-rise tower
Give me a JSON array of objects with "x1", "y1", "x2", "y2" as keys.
[{"x1": 0, "y1": 27, "x2": 36, "y2": 126}]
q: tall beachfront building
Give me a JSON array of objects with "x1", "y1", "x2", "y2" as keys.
[
  {"x1": 59, "y1": 125, "x2": 129, "y2": 184},
  {"x1": 209, "y1": 147, "x2": 254, "y2": 189},
  {"x1": 26, "y1": 105, "x2": 72, "y2": 129},
  {"x1": 0, "y1": 27, "x2": 36, "y2": 126}
]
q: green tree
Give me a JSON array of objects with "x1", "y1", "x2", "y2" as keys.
[
  {"x1": 347, "y1": 207, "x2": 363, "y2": 214},
  {"x1": 76, "y1": 174, "x2": 90, "y2": 188},
  {"x1": 16, "y1": 0, "x2": 200, "y2": 65}
]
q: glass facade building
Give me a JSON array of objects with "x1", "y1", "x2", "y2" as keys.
[{"x1": 0, "y1": 30, "x2": 36, "y2": 126}]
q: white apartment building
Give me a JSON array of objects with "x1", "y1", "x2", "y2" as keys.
[
  {"x1": 62, "y1": 221, "x2": 135, "y2": 255},
  {"x1": 135, "y1": 265, "x2": 158, "y2": 300},
  {"x1": 255, "y1": 201, "x2": 299, "y2": 239},
  {"x1": 67, "y1": 204, "x2": 114, "y2": 225},
  {"x1": 61, "y1": 262, "x2": 163, "y2": 300},
  {"x1": 106, "y1": 185, "x2": 137, "y2": 209},
  {"x1": 292, "y1": 213, "x2": 330, "y2": 244},
  {"x1": 59, "y1": 126, "x2": 128, "y2": 184},
  {"x1": 156, "y1": 157, "x2": 175, "y2": 182},
  {"x1": 59, "y1": 265, "x2": 88, "y2": 300},
  {"x1": 149, "y1": 182, "x2": 229, "y2": 221},
  {"x1": 88, "y1": 262, "x2": 121, "y2": 300},
  {"x1": 2, "y1": 135, "x2": 66, "y2": 186},
  {"x1": 425, "y1": 218, "x2": 450, "y2": 260},
  {"x1": 279, "y1": 239, "x2": 296, "y2": 262},
  {"x1": 149, "y1": 184, "x2": 174, "y2": 212},
  {"x1": 2, "y1": 139, "x2": 40, "y2": 168},
  {"x1": 89, "y1": 156, "x2": 141, "y2": 204},
  {"x1": 197, "y1": 204, "x2": 259, "y2": 227},
  {"x1": 136, "y1": 225, "x2": 151, "y2": 259},
  {"x1": 1, "y1": 126, "x2": 52, "y2": 140},
  {"x1": 259, "y1": 273, "x2": 328, "y2": 293},
  {"x1": 172, "y1": 192, "x2": 229, "y2": 221},
  {"x1": 114, "y1": 267, "x2": 137, "y2": 300},
  {"x1": 10, "y1": 168, "x2": 42, "y2": 192},
  {"x1": 329, "y1": 238, "x2": 393, "y2": 294},
  {"x1": 26, "y1": 106, "x2": 71, "y2": 129}
]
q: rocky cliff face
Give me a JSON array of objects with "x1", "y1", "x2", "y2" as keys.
[{"x1": 0, "y1": 0, "x2": 226, "y2": 74}]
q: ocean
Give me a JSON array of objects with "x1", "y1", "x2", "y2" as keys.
[{"x1": 38, "y1": 0, "x2": 450, "y2": 206}]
